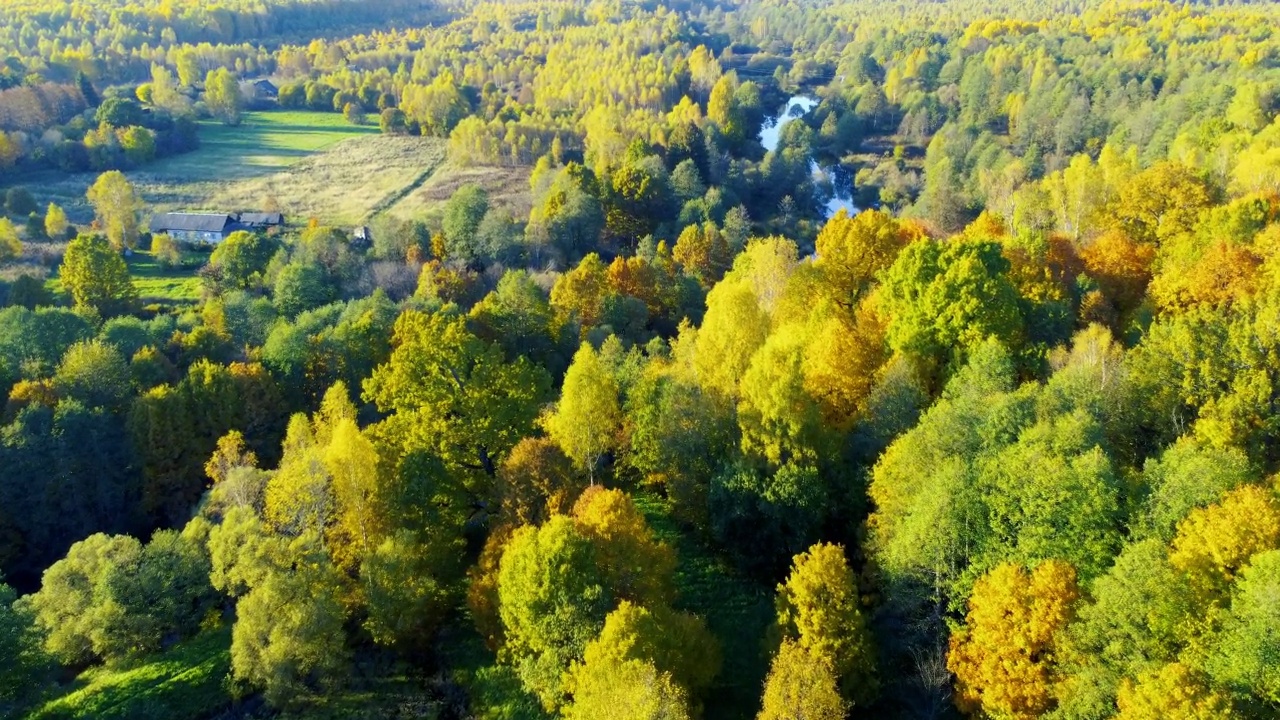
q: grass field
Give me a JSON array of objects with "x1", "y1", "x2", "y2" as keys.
[
  {"x1": 387, "y1": 161, "x2": 533, "y2": 224},
  {"x1": 44, "y1": 249, "x2": 204, "y2": 306},
  {"x1": 27, "y1": 626, "x2": 232, "y2": 720},
  {"x1": 9, "y1": 112, "x2": 447, "y2": 227}
]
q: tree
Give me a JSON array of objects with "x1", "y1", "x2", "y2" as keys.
[
  {"x1": 572, "y1": 486, "x2": 676, "y2": 606},
  {"x1": 28, "y1": 533, "x2": 141, "y2": 665},
  {"x1": 1115, "y1": 663, "x2": 1233, "y2": 720},
  {"x1": 361, "y1": 529, "x2": 456, "y2": 652},
  {"x1": 0, "y1": 581, "x2": 50, "y2": 711},
  {"x1": 1168, "y1": 484, "x2": 1280, "y2": 607},
  {"x1": 150, "y1": 233, "x2": 181, "y2": 268},
  {"x1": 273, "y1": 261, "x2": 332, "y2": 318},
  {"x1": 757, "y1": 640, "x2": 847, "y2": 720},
  {"x1": 947, "y1": 560, "x2": 1080, "y2": 720},
  {"x1": 59, "y1": 234, "x2": 137, "y2": 316},
  {"x1": 692, "y1": 278, "x2": 768, "y2": 400},
  {"x1": 546, "y1": 343, "x2": 622, "y2": 480},
  {"x1": 576, "y1": 601, "x2": 720, "y2": 701},
  {"x1": 364, "y1": 310, "x2": 551, "y2": 477},
  {"x1": 814, "y1": 208, "x2": 917, "y2": 304},
  {"x1": 498, "y1": 517, "x2": 612, "y2": 710},
  {"x1": 1061, "y1": 539, "x2": 1194, "y2": 708},
  {"x1": 231, "y1": 533, "x2": 349, "y2": 707},
  {"x1": 204, "y1": 68, "x2": 243, "y2": 124},
  {"x1": 52, "y1": 339, "x2": 131, "y2": 409},
  {"x1": 495, "y1": 437, "x2": 585, "y2": 528},
  {"x1": 44, "y1": 203, "x2": 70, "y2": 241},
  {"x1": 551, "y1": 253, "x2": 609, "y2": 333},
  {"x1": 565, "y1": 658, "x2": 691, "y2": 720},
  {"x1": 442, "y1": 184, "x2": 490, "y2": 264},
  {"x1": 5, "y1": 187, "x2": 36, "y2": 216},
  {"x1": 1204, "y1": 549, "x2": 1280, "y2": 704},
  {"x1": 0, "y1": 218, "x2": 20, "y2": 262},
  {"x1": 325, "y1": 416, "x2": 386, "y2": 571},
  {"x1": 880, "y1": 237, "x2": 1024, "y2": 370},
  {"x1": 85, "y1": 171, "x2": 141, "y2": 250},
  {"x1": 774, "y1": 543, "x2": 878, "y2": 705}
]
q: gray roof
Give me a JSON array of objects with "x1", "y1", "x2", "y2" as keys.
[
  {"x1": 150, "y1": 213, "x2": 234, "y2": 233},
  {"x1": 237, "y1": 212, "x2": 284, "y2": 226}
]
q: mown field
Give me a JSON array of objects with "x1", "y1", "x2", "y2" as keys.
[
  {"x1": 387, "y1": 162, "x2": 533, "y2": 225},
  {"x1": 10, "y1": 112, "x2": 447, "y2": 227}
]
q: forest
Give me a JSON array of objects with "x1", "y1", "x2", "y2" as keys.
[{"x1": 2, "y1": 0, "x2": 1280, "y2": 718}]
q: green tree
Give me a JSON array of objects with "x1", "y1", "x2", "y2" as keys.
[
  {"x1": 880, "y1": 237, "x2": 1024, "y2": 370},
  {"x1": 442, "y1": 183, "x2": 491, "y2": 264},
  {"x1": 498, "y1": 517, "x2": 612, "y2": 710},
  {"x1": 546, "y1": 342, "x2": 622, "y2": 480},
  {"x1": 0, "y1": 581, "x2": 49, "y2": 712},
  {"x1": 52, "y1": 339, "x2": 131, "y2": 409},
  {"x1": 273, "y1": 261, "x2": 332, "y2": 318},
  {"x1": 85, "y1": 171, "x2": 142, "y2": 250},
  {"x1": 1204, "y1": 549, "x2": 1280, "y2": 705},
  {"x1": 365, "y1": 310, "x2": 551, "y2": 477},
  {"x1": 230, "y1": 533, "x2": 349, "y2": 707},
  {"x1": 59, "y1": 234, "x2": 138, "y2": 316},
  {"x1": 204, "y1": 68, "x2": 243, "y2": 124}
]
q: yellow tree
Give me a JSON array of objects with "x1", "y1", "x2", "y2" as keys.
[
  {"x1": 814, "y1": 208, "x2": 917, "y2": 305},
  {"x1": 1168, "y1": 484, "x2": 1280, "y2": 606},
  {"x1": 757, "y1": 640, "x2": 847, "y2": 720},
  {"x1": 1115, "y1": 663, "x2": 1233, "y2": 720},
  {"x1": 85, "y1": 171, "x2": 141, "y2": 250},
  {"x1": 947, "y1": 560, "x2": 1080, "y2": 720},
  {"x1": 565, "y1": 657, "x2": 691, "y2": 720},
  {"x1": 774, "y1": 543, "x2": 877, "y2": 706},
  {"x1": 572, "y1": 486, "x2": 676, "y2": 606},
  {"x1": 693, "y1": 278, "x2": 768, "y2": 400},
  {"x1": 44, "y1": 202, "x2": 70, "y2": 240},
  {"x1": 325, "y1": 417, "x2": 386, "y2": 572},
  {"x1": 546, "y1": 342, "x2": 622, "y2": 481},
  {"x1": 0, "y1": 218, "x2": 21, "y2": 262}
]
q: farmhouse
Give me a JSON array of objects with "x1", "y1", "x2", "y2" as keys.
[{"x1": 150, "y1": 212, "x2": 285, "y2": 243}]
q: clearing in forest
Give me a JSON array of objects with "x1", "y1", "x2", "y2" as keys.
[{"x1": 11, "y1": 111, "x2": 447, "y2": 227}]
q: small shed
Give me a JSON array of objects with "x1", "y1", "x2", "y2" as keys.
[{"x1": 253, "y1": 79, "x2": 279, "y2": 98}]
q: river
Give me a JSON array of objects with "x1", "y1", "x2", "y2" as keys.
[{"x1": 757, "y1": 95, "x2": 857, "y2": 219}]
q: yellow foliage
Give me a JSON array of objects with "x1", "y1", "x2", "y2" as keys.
[
  {"x1": 947, "y1": 560, "x2": 1080, "y2": 720},
  {"x1": 1169, "y1": 484, "x2": 1280, "y2": 604},
  {"x1": 572, "y1": 486, "x2": 675, "y2": 605},
  {"x1": 1115, "y1": 663, "x2": 1233, "y2": 720}
]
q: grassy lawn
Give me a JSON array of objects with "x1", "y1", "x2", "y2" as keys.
[
  {"x1": 6, "y1": 111, "x2": 446, "y2": 227},
  {"x1": 45, "y1": 249, "x2": 203, "y2": 307},
  {"x1": 27, "y1": 626, "x2": 233, "y2": 720}
]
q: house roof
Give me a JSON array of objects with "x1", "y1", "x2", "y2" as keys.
[
  {"x1": 237, "y1": 212, "x2": 284, "y2": 226},
  {"x1": 150, "y1": 213, "x2": 234, "y2": 233}
]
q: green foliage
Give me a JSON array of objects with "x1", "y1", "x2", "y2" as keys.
[
  {"x1": 59, "y1": 234, "x2": 138, "y2": 316},
  {"x1": 364, "y1": 310, "x2": 551, "y2": 476},
  {"x1": 497, "y1": 518, "x2": 612, "y2": 711},
  {"x1": 880, "y1": 237, "x2": 1024, "y2": 372}
]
